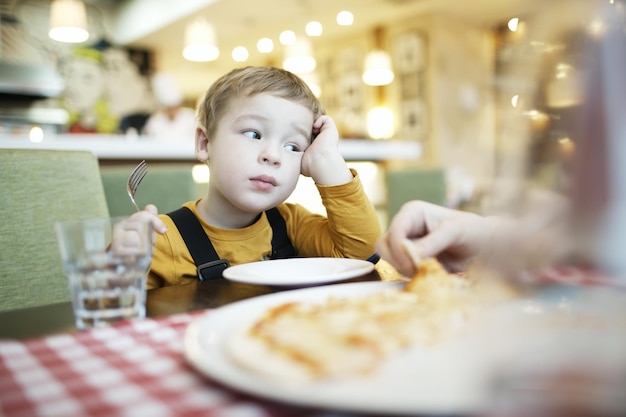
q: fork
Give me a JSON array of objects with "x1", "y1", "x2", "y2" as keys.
[{"x1": 126, "y1": 160, "x2": 148, "y2": 212}]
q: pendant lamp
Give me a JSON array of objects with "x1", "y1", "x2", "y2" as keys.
[
  {"x1": 48, "y1": 0, "x2": 89, "y2": 43},
  {"x1": 362, "y1": 27, "x2": 394, "y2": 86},
  {"x1": 183, "y1": 17, "x2": 219, "y2": 62},
  {"x1": 283, "y1": 37, "x2": 316, "y2": 74}
]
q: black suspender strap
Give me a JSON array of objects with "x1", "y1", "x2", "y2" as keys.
[
  {"x1": 166, "y1": 206, "x2": 296, "y2": 281},
  {"x1": 265, "y1": 207, "x2": 297, "y2": 259},
  {"x1": 167, "y1": 207, "x2": 229, "y2": 281}
]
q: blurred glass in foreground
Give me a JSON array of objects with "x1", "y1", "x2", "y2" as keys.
[
  {"x1": 472, "y1": 0, "x2": 626, "y2": 415},
  {"x1": 478, "y1": 0, "x2": 626, "y2": 285}
]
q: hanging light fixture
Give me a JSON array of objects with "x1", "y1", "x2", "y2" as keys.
[
  {"x1": 183, "y1": 17, "x2": 219, "y2": 62},
  {"x1": 367, "y1": 106, "x2": 394, "y2": 139},
  {"x1": 362, "y1": 27, "x2": 394, "y2": 86},
  {"x1": 364, "y1": 27, "x2": 394, "y2": 139},
  {"x1": 48, "y1": 0, "x2": 89, "y2": 43},
  {"x1": 283, "y1": 37, "x2": 316, "y2": 74}
]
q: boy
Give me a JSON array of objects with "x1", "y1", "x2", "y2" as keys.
[{"x1": 132, "y1": 66, "x2": 381, "y2": 288}]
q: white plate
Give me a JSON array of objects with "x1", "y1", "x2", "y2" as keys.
[
  {"x1": 222, "y1": 257, "x2": 375, "y2": 286},
  {"x1": 183, "y1": 281, "x2": 490, "y2": 415}
]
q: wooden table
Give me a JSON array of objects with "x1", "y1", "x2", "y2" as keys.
[{"x1": 0, "y1": 269, "x2": 387, "y2": 340}]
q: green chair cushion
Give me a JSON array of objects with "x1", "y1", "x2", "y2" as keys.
[
  {"x1": 0, "y1": 149, "x2": 109, "y2": 312},
  {"x1": 386, "y1": 167, "x2": 447, "y2": 221},
  {"x1": 100, "y1": 163, "x2": 199, "y2": 217}
]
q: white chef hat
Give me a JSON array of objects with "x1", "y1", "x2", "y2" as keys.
[{"x1": 151, "y1": 72, "x2": 183, "y2": 107}]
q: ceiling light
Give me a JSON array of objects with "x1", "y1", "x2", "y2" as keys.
[
  {"x1": 363, "y1": 50, "x2": 394, "y2": 86},
  {"x1": 48, "y1": 0, "x2": 89, "y2": 43},
  {"x1": 257, "y1": 37, "x2": 274, "y2": 53},
  {"x1": 183, "y1": 17, "x2": 219, "y2": 62},
  {"x1": 283, "y1": 37, "x2": 316, "y2": 74},
  {"x1": 337, "y1": 11, "x2": 354, "y2": 26},
  {"x1": 507, "y1": 18, "x2": 519, "y2": 32},
  {"x1": 367, "y1": 106, "x2": 394, "y2": 139},
  {"x1": 232, "y1": 46, "x2": 249, "y2": 62},
  {"x1": 279, "y1": 30, "x2": 296, "y2": 45},
  {"x1": 362, "y1": 27, "x2": 394, "y2": 86},
  {"x1": 305, "y1": 21, "x2": 323, "y2": 37}
]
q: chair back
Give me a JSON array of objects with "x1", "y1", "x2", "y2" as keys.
[
  {"x1": 0, "y1": 149, "x2": 109, "y2": 312},
  {"x1": 100, "y1": 163, "x2": 199, "y2": 217},
  {"x1": 386, "y1": 167, "x2": 447, "y2": 222}
]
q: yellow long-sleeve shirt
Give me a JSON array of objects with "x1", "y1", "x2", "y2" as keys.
[{"x1": 148, "y1": 170, "x2": 381, "y2": 288}]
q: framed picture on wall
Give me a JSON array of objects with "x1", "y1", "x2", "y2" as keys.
[
  {"x1": 394, "y1": 31, "x2": 428, "y2": 141},
  {"x1": 394, "y1": 31, "x2": 427, "y2": 74},
  {"x1": 400, "y1": 98, "x2": 428, "y2": 141}
]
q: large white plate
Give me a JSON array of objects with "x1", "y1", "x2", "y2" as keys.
[
  {"x1": 183, "y1": 281, "x2": 490, "y2": 415},
  {"x1": 222, "y1": 257, "x2": 375, "y2": 286}
]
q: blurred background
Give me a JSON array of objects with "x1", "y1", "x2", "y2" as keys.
[{"x1": 0, "y1": 0, "x2": 612, "y2": 230}]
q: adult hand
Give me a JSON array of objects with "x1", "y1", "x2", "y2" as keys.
[{"x1": 376, "y1": 200, "x2": 500, "y2": 277}]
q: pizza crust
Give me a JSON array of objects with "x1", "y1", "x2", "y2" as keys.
[{"x1": 224, "y1": 258, "x2": 517, "y2": 381}]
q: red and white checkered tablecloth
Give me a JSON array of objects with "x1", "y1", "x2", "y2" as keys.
[{"x1": 0, "y1": 311, "x2": 347, "y2": 417}]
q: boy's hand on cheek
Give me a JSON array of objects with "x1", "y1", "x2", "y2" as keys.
[{"x1": 301, "y1": 115, "x2": 353, "y2": 186}]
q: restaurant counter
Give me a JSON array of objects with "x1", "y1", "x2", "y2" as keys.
[{"x1": 0, "y1": 134, "x2": 422, "y2": 162}]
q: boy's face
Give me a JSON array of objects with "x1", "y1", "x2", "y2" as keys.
[{"x1": 202, "y1": 92, "x2": 314, "y2": 215}]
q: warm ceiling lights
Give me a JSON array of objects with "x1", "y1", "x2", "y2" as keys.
[
  {"x1": 279, "y1": 30, "x2": 296, "y2": 45},
  {"x1": 232, "y1": 46, "x2": 249, "y2": 62},
  {"x1": 283, "y1": 37, "x2": 316, "y2": 74},
  {"x1": 362, "y1": 27, "x2": 394, "y2": 86},
  {"x1": 257, "y1": 37, "x2": 274, "y2": 53},
  {"x1": 367, "y1": 106, "x2": 394, "y2": 139},
  {"x1": 336, "y1": 11, "x2": 354, "y2": 26},
  {"x1": 363, "y1": 50, "x2": 394, "y2": 86},
  {"x1": 305, "y1": 21, "x2": 323, "y2": 36},
  {"x1": 183, "y1": 17, "x2": 219, "y2": 62},
  {"x1": 48, "y1": 0, "x2": 89, "y2": 43}
]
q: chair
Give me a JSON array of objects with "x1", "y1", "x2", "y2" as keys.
[
  {"x1": 385, "y1": 167, "x2": 447, "y2": 222},
  {"x1": 100, "y1": 163, "x2": 199, "y2": 217},
  {"x1": 0, "y1": 149, "x2": 110, "y2": 312}
]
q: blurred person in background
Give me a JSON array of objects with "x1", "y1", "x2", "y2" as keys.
[{"x1": 142, "y1": 72, "x2": 197, "y2": 140}]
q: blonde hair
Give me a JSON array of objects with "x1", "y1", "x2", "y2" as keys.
[{"x1": 197, "y1": 66, "x2": 324, "y2": 139}]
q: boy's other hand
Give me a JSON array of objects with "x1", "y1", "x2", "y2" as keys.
[
  {"x1": 110, "y1": 204, "x2": 167, "y2": 257},
  {"x1": 137, "y1": 204, "x2": 167, "y2": 235}
]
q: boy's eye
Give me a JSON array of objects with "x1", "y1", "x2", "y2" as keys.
[
  {"x1": 243, "y1": 130, "x2": 260, "y2": 139},
  {"x1": 284, "y1": 143, "x2": 301, "y2": 152}
]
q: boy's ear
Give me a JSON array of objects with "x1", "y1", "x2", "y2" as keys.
[{"x1": 195, "y1": 127, "x2": 210, "y2": 162}]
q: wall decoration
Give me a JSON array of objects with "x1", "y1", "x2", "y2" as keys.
[
  {"x1": 57, "y1": 42, "x2": 156, "y2": 133},
  {"x1": 399, "y1": 98, "x2": 428, "y2": 141},
  {"x1": 394, "y1": 31, "x2": 428, "y2": 141},
  {"x1": 335, "y1": 48, "x2": 367, "y2": 138},
  {"x1": 399, "y1": 72, "x2": 422, "y2": 100},
  {"x1": 2, "y1": 1, "x2": 156, "y2": 135},
  {"x1": 394, "y1": 31, "x2": 427, "y2": 74}
]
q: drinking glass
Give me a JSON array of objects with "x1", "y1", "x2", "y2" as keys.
[{"x1": 55, "y1": 217, "x2": 152, "y2": 330}]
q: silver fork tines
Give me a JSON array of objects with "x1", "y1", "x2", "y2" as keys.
[{"x1": 126, "y1": 160, "x2": 148, "y2": 212}]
